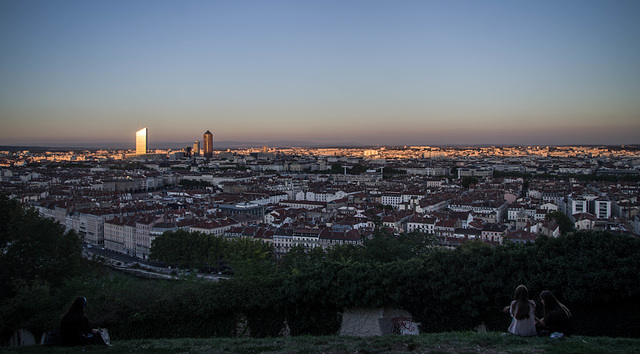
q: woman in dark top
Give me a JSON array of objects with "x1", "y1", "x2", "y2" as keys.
[
  {"x1": 60, "y1": 296, "x2": 99, "y2": 346},
  {"x1": 537, "y1": 290, "x2": 574, "y2": 336}
]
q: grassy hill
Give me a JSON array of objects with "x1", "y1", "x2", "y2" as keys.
[{"x1": 5, "y1": 332, "x2": 640, "y2": 353}]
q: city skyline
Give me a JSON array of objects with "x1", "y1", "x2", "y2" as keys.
[{"x1": 1, "y1": 0, "x2": 640, "y2": 147}]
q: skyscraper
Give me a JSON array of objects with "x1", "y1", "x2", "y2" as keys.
[
  {"x1": 136, "y1": 128, "x2": 148, "y2": 155},
  {"x1": 203, "y1": 130, "x2": 213, "y2": 158},
  {"x1": 193, "y1": 140, "x2": 200, "y2": 156}
]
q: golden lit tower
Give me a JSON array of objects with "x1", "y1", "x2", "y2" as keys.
[
  {"x1": 136, "y1": 128, "x2": 148, "y2": 154},
  {"x1": 203, "y1": 130, "x2": 213, "y2": 158},
  {"x1": 193, "y1": 140, "x2": 200, "y2": 156}
]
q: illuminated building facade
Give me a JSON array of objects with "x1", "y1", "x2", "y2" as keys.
[
  {"x1": 193, "y1": 140, "x2": 200, "y2": 156},
  {"x1": 136, "y1": 128, "x2": 148, "y2": 155},
  {"x1": 203, "y1": 130, "x2": 213, "y2": 158}
]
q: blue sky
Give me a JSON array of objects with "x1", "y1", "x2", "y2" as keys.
[{"x1": 1, "y1": 0, "x2": 639, "y2": 147}]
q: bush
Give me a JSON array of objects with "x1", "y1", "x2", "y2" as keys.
[{"x1": 278, "y1": 232, "x2": 640, "y2": 337}]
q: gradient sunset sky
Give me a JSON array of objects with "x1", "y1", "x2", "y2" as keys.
[{"x1": 1, "y1": 0, "x2": 639, "y2": 147}]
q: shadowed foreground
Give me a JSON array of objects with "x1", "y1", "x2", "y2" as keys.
[{"x1": 5, "y1": 332, "x2": 640, "y2": 353}]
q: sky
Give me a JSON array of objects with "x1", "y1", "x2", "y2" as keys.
[{"x1": 1, "y1": 0, "x2": 639, "y2": 148}]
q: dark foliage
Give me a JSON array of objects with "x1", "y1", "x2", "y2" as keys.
[
  {"x1": 178, "y1": 179, "x2": 213, "y2": 188},
  {"x1": 277, "y1": 232, "x2": 640, "y2": 337},
  {"x1": 1, "y1": 200, "x2": 639, "y2": 341},
  {"x1": 461, "y1": 176, "x2": 479, "y2": 189},
  {"x1": 546, "y1": 211, "x2": 574, "y2": 234},
  {"x1": 493, "y1": 170, "x2": 640, "y2": 183},
  {"x1": 383, "y1": 166, "x2": 406, "y2": 178},
  {"x1": 0, "y1": 194, "x2": 83, "y2": 301},
  {"x1": 149, "y1": 230, "x2": 275, "y2": 273}
]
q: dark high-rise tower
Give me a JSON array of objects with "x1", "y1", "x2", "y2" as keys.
[{"x1": 203, "y1": 130, "x2": 213, "y2": 158}]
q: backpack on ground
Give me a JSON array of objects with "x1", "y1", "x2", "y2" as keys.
[{"x1": 43, "y1": 329, "x2": 61, "y2": 346}]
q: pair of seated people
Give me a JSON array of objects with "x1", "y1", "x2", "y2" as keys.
[{"x1": 503, "y1": 285, "x2": 574, "y2": 337}]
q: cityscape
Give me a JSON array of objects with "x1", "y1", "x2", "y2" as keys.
[
  {"x1": 1, "y1": 0, "x2": 640, "y2": 347},
  {"x1": 1, "y1": 126, "x2": 639, "y2": 260}
]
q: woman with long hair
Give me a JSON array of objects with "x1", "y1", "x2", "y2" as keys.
[
  {"x1": 60, "y1": 296, "x2": 100, "y2": 346},
  {"x1": 503, "y1": 285, "x2": 537, "y2": 336},
  {"x1": 537, "y1": 290, "x2": 574, "y2": 336}
]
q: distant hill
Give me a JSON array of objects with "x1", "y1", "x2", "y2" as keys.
[
  {"x1": 211, "y1": 140, "x2": 365, "y2": 149},
  {"x1": 0, "y1": 140, "x2": 366, "y2": 151},
  {"x1": 0, "y1": 145, "x2": 88, "y2": 152},
  {"x1": 146, "y1": 140, "x2": 366, "y2": 149}
]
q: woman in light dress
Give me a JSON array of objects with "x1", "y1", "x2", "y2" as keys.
[{"x1": 503, "y1": 285, "x2": 537, "y2": 336}]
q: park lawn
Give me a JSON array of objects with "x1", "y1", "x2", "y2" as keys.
[{"x1": 5, "y1": 332, "x2": 640, "y2": 353}]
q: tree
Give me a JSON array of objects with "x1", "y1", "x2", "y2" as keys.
[
  {"x1": 461, "y1": 176, "x2": 478, "y2": 189},
  {"x1": 0, "y1": 194, "x2": 84, "y2": 300},
  {"x1": 397, "y1": 231, "x2": 438, "y2": 257},
  {"x1": 382, "y1": 166, "x2": 406, "y2": 178},
  {"x1": 546, "y1": 211, "x2": 574, "y2": 235},
  {"x1": 179, "y1": 180, "x2": 213, "y2": 189},
  {"x1": 226, "y1": 238, "x2": 276, "y2": 277},
  {"x1": 281, "y1": 245, "x2": 326, "y2": 274},
  {"x1": 348, "y1": 164, "x2": 368, "y2": 175},
  {"x1": 361, "y1": 229, "x2": 436, "y2": 263},
  {"x1": 325, "y1": 243, "x2": 367, "y2": 264},
  {"x1": 150, "y1": 230, "x2": 276, "y2": 276}
]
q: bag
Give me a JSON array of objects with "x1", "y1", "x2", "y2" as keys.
[
  {"x1": 43, "y1": 329, "x2": 61, "y2": 346},
  {"x1": 98, "y1": 328, "x2": 111, "y2": 346},
  {"x1": 550, "y1": 332, "x2": 564, "y2": 339}
]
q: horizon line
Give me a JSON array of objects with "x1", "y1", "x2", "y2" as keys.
[{"x1": 2, "y1": 142, "x2": 639, "y2": 151}]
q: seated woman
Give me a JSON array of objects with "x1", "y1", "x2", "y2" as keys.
[
  {"x1": 60, "y1": 296, "x2": 105, "y2": 346},
  {"x1": 537, "y1": 290, "x2": 574, "y2": 336},
  {"x1": 503, "y1": 285, "x2": 537, "y2": 336}
]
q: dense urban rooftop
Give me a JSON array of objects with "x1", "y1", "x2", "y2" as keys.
[{"x1": 2, "y1": 145, "x2": 639, "y2": 260}]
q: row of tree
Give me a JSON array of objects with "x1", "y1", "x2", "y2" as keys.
[
  {"x1": 149, "y1": 230, "x2": 274, "y2": 274},
  {"x1": 492, "y1": 170, "x2": 640, "y2": 183},
  {"x1": 329, "y1": 163, "x2": 408, "y2": 177}
]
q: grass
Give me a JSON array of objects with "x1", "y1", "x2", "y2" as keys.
[{"x1": 5, "y1": 332, "x2": 640, "y2": 353}]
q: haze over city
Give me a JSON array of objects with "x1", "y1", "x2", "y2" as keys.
[{"x1": 1, "y1": 0, "x2": 639, "y2": 147}]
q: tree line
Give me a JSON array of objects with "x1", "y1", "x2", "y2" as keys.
[{"x1": 149, "y1": 229, "x2": 273, "y2": 275}]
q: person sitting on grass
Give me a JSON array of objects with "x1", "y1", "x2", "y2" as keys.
[
  {"x1": 60, "y1": 296, "x2": 108, "y2": 346},
  {"x1": 503, "y1": 284, "x2": 537, "y2": 336},
  {"x1": 536, "y1": 290, "x2": 574, "y2": 337}
]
